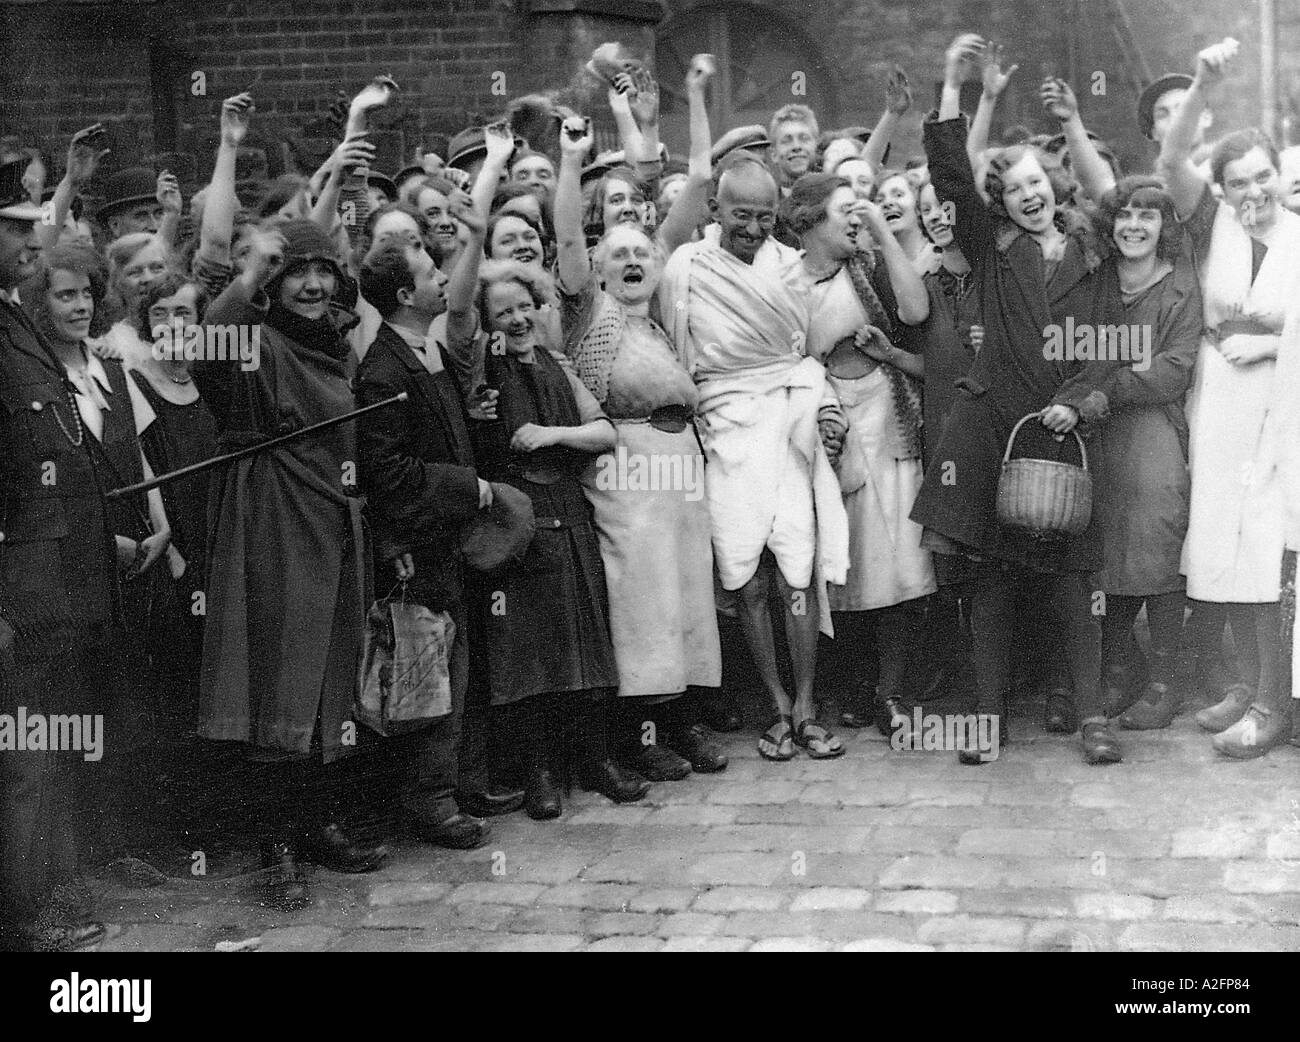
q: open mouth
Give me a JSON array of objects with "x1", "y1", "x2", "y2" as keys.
[
  {"x1": 623, "y1": 269, "x2": 644, "y2": 285},
  {"x1": 513, "y1": 248, "x2": 538, "y2": 263},
  {"x1": 617, "y1": 213, "x2": 640, "y2": 226},
  {"x1": 1021, "y1": 199, "x2": 1046, "y2": 219}
]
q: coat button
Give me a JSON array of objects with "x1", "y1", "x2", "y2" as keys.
[
  {"x1": 30, "y1": 400, "x2": 42, "y2": 411},
  {"x1": 0, "y1": 531, "x2": 6, "y2": 542}
]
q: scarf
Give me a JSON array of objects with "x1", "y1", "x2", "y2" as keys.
[
  {"x1": 487, "y1": 346, "x2": 584, "y2": 473},
  {"x1": 844, "y1": 252, "x2": 924, "y2": 459},
  {"x1": 266, "y1": 301, "x2": 354, "y2": 362}
]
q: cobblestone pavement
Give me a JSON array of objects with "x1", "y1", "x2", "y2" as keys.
[{"x1": 94, "y1": 709, "x2": 1300, "y2": 953}]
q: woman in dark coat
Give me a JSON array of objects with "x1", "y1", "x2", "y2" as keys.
[
  {"x1": 912, "y1": 35, "x2": 1128, "y2": 764},
  {"x1": 193, "y1": 219, "x2": 384, "y2": 908},
  {"x1": 450, "y1": 257, "x2": 650, "y2": 819}
]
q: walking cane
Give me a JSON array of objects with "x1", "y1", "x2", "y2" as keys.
[{"x1": 106, "y1": 392, "x2": 408, "y2": 499}]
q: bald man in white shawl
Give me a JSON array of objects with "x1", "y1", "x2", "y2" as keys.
[{"x1": 660, "y1": 156, "x2": 849, "y2": 760}]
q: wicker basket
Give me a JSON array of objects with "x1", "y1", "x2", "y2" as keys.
[{"x1": 995, "y1": 412, "x2": 1092, "y2": 538}]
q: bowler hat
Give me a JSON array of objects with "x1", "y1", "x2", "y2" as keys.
[
  {"x1": 0, "y1": 159, "x2": 42, "y2": 221},
  {"x1": 1137, "y1": 73, "x2": 1194, "y2": 140},
  {"x1": 459, "y1": 482, "x2": 536, "y2": 574},
  {"x1": 447, "y1": 127, "x2": 525, "y2": 171},
  {"x1": 95, "y1": 166, "x2": 157, "y2": 223}
]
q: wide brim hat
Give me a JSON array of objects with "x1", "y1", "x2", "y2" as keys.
[
  {"x1": 0, "y1": 158, "x2": 44, "y2": 221},
  {"x1": 1137, "y1": 73, "x2": 1194, "y2": 140},
  {"x1": 459, "y1": 482, "x2": 536, "y2": 574},
  {"x1": 94, "y1": 165, "x2": 158, "y2": 222},
  {"x1": 448, "y1": 127, "x2": 525, "y2": 171},
  {"x1": 366, "y1": 171, "x2": 398, "y2": 199},
  {"x1": 274, "y1": 218, "x2": 344, "y2": 280}
]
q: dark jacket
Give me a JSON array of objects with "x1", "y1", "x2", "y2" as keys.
[
  {"x1": 0, "y1": 300, "x2": 119, "y2": 666},
  {"x1": 910, "y1": 115, "x2": 1127, "y2": 573},
  {"x1": 355, "y1": 321, "x2": 481, "y2": 611}
]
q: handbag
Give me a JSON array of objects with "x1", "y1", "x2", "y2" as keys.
[{"x1": 355, "y1": 585, "x2": 455, "y2": 736}]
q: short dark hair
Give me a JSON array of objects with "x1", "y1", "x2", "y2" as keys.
[
  {"x1": 1093, "y1": 175, "x2": 1183, "y2": 260},
  {"x1": 136, "y1": 272, "x2": 209, "y2": 337},
  {"x1": 25, "y1": 243, "x2": 110, "y2": 338},
  {"x1": 1210, "y1": 128, "x2": 1280, "y2": 187},
  {"x1": 359, "y1": 242, "x2": 418, "y2": 318},
  {"x1": 362, "y1": 201, "x2": 441, "y2": 268},
  {"x1": 485, "y1": 208, "x2": 547, "y2": 259},
  {"x1": 982, "y1": 145, "x2": 1076, "y2": 222},
  {"x1": 781, "y1": 172, "x2": 850, "y2": 238}
]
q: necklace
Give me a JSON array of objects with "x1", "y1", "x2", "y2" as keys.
[
  {"x1": 168, "y1": 373, "x2": 193, "y2": 385},
  {"x1": 803, "y1": 257, "x2": 842, "y2": 282},
  {"x1": 50, "y1": 384, "x2": 85, "y2": 448}
]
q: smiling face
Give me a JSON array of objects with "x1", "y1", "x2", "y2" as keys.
[
  {"x1": 602, "y1": 177, "x2": 645, "y2": 232},
  {"x1": 485, "y1": 279, "x2": 538, "y2": 355},
  {"x1": 120, "y1": 239, "x2": 168, "y2": 299},
  {"x1": 511, "y1": 154, "x2": 555, "y2": 200},
  {"x1": 773, "y1": 120, "x2": 816, "y2": 182},
  {"x1": 398, "y1": 246, "x2": 448, "y2": 321},
  {"x1": 416, "y1": 186, "x2": 462, "y2": 254},
  {"x1": 836, "y1": 159, "x2": 875, "y2": 201},
  {"x1": 43, "y1": 267, "x2": 95, "y2": 344},
  {"x1": 489, "y1": 214, "x2": 543, "y2": 268},
  {"x1": 821, "y1": 138, "x2": 861, "y2": 176},
  {"x1": 918, "y1": 184, "x2": 954, "y2": 248},
  {"x1": 711, "y1": 165, "x2": 778, "y2": 264},
  {"x1": 878, "y1": 174, "x2": 919, "y2": 236},
  {"x1": 278, "y1": 259, "x2": 336, "y2": 320},
  {"x1": 597, "y1": 225, "x2": 659, "y2": 305},
  {"x1": 805, "y1": 186, "x2": 861, "y2": 261},
  {"x1": 998, "y1": 153, "x2": 1055, "y2": 234},
  {"x1": 148, "y1": 283, "x2": 199, "y2": 357},
  {"x1": 1111, "y1": 202, "x2": 1162, "y2": 262},
  {"x1": 1221, "y1": 146, "x2": 1281, "y2": 228},
  {"x1": 0, "y1": 216, "x2": 39, "y2": 289},
  {"x1": 371, "y1": 210, "x2": 423, "y2": 253}
]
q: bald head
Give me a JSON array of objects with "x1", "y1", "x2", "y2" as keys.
[{"x1": 710, "y1": 158, "x2": 779, "y2": 264}]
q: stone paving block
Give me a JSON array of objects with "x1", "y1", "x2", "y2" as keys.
[
  {"x1": 1025, "y1": 920, "x2": 1117, "y2": 952},
  {"x1": 257, "y1": 925, "x2": 342, "y2": 952},
  {"x1": 1265, "y1": 831, "x2": 1300, "y2": 860},
  {"x1": 367, "y1": 882, "x2": 454, "y2": 907},
  {"x1": 1223, "y1": 861, "x2": 1300, "y2": 894},
  {"x1": 801, "y1": 781, "x2": 911, "y2": 807},
  {"x1": 722, "y1": 911, "x2": 918, "y2": 942},
  {"x1": 1170, "y1": 827, "x2": 1261, "y2": 859},
  {"x1": 362, "y1": 902, "x2": 512, "y2": 932},
  {"x1": 789, "y1": 887, "x2": 872, "y2": 912},
  {"x1": 733, "y1": 804, "x2": 891, "y2": 826},
  {"x1": 899, "y1": 780, "x2": 989, "y2": 807},
  {"x1": 642, "y1": 804, "x2": 738, "y2": 826},
  {"x1": 878, "y1": 855, "x2": 1003, "y2": 890},
  {"x1": 1073, "y1": 893, "x2": 1159, "y2": 920},
  {"x1": 957, "y1": 828, "x2": 1167, "y2": 859},
  {"x1": 840, "y1": 938, "x2": 936, "y2": 952},
  {"x1": 915, "y1": 916, "x2": 1026, "y2": 946},
  {"x1": 99, "y1": 924, "x2": 212, "y2": 952},
  {"x1": 503, "y1": 907, "x2": 587, "y2": 935},
  {"x1": 584, "y1": 935, "x2": 665, "y2": 952},
  {"x1": 685, "y1": 852, "x2": 786, "y2": 886},
  {"x1": 985, "y1": 782, "x2": 1074, "y2": 806},
  {"x1": 588, "y1": 911, "x2": 660, "y2": 937},
  {"x1": 485, "y1": 933, "x2": 586, "y2": 952},
  {"x1": 875, "y1": 890, "x2": 959, "y2": 915},
  {"x1": 1119, "y1": 922, "x2": 1300, "y2": 952},
  {"x1": 693, "y1": 886, "x2": 787, "y2": 912},
  {"x1": 628, "y1": 888, "x2": 697, "y2": 913},
  {"x1": 789, "y1": 854, "x2": 894, "y2": 888},
  {"x1": 583, "y1": 850, "x2": 693, "y2": 885},
  {"x1": 706, "y1": 780, "x2": 809, "y2": 805},
  {"x1": 330, "y1": 929, "x2": 489, "y2": 952},
  {"x1": 445, "y1": 882, "x2": 545, "y2": 906},
  {"x1": 1163, "y1": 894, "x2": 1300, "y2": 926},
  {"x1": 655, "y1": 912, "x2": 727, "y2": 937},
  {"x1": 661, "y1": 935, "x2": 751, "y2": 952},
  {"x1": 565, "y1": 806, "x2": 655, "y2": 826},
  {"x1": 868, "y1": 825, "x2": 962, "y2": 855},
  {"x1": 538, "y1": 883, "x2": 639, "y2": 910},
  {"x1": 958, "y1": 888, "x2": 1075, "y2": 918},
  {"x1": 748, "y1": 937, "x2": 836, "y2": 952}
]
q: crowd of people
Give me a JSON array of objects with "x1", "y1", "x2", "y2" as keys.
[{"x1": 2, "y1": 30, "x2": 1300, "y2": 949}]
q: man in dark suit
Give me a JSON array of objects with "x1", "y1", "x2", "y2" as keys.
[
  {"x1": 0, "y1": 159, "x2": 114, "y2": 950},
  {"x1": 355, "y1": 241, "x2": 523, "y2": 848}
]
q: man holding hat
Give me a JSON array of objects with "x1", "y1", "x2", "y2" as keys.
[{"x1": 0, "y1": 158, "x2": 114, "y2": 950}]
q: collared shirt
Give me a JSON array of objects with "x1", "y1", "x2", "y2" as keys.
[
  {"x1": 386, "y1": 320, "x2": 445, "y2": 375},
  {"x1": 62, "y1": 344, "x2": 155, "y2": 442}
]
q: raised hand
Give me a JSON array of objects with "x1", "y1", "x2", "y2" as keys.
[
  {"x1": 483, "y1": 120, "x2": 515, "y2": 165},
  {"x1": 1040, "y1": 77, "x2": 1078, "y2": 121},
  {"x1": 627, "y1": 69, "x2": 660, "y2": 126},
  {"x1": 221, "y1": 92, "x2": 255, "y2": 148},
  {"x1": 1195, "y1": 37, "x2": 1240, "y2": 88},
  {"x1": 945, "y1": 33, "x2": 986, "y2": 85},
  {"x1": 156, "y1": 170, "x2": 182, "y2": 214},
  {"x1": 854, "y1": 324, "x2": 894, "y2": 362},
  {"x1": 885, "y1": 65, "x2": 912, "y2": 116},
  {"x1": 243, "y1": 227, "x2": 286, "y2": 287},
  {"x1": 686, "y1": 53, "x2": 716, "y2": 92},
  {"x1": 351, "y1": 74, "x2": 399, "y2": 114},
  {"x1": 447, "y1": 188, "x2": 484, "y2": 236},
  {"x1": 65, "y1": 124, "x2": 110, "y2": 186},
  {"x1": 559, "y1": 115, "x2": 594, "y2": 159},
  {"x1": 982, "y1": 42, "x2": 1019, "y2": 98},
  {"x1": 334, "y1": 131, "x2": 376, "y2": 173},
  {"x1": 851, "y1": 198, "x2": 889, "y2": 239}
]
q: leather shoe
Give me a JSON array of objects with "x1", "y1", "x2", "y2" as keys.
[
  {"x1": 457, "y1": 786, "x2": 526, "y2": 818},
  {"x1": 579, "y1": 759, "x2": 651, "y2": 804},
  {"x1": 1043, "y1": 687, "x2": 1078, "y2": 733},
  {"x1": 260, "y1": 839, "x2": 311, "y2": 910},
  {"x1": 1081, "y1": 721, "x2": 1123, "y2": 765},
  {"x1": 703, "y1": 700, "x2": 743, "y2": 733},
  {"x1": 525, "y1": 768, "x2": 562, "y2": 820},
  {"x1": 410, "y1": 812, "x2": 490, "y2": 850},
  {"x1": 627, "y1": 742, "x2": 692, "y2": 781},
  {"x1": 668, "y1": 723, "x2": 728, "y2": 773},
  {"x1": 300, "y1": 822, "x2": 388, "y2": 874}
]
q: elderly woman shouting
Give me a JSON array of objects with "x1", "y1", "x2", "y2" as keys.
[{"x1": 554, "y1": 104, "x2": 725, "y2": 782}]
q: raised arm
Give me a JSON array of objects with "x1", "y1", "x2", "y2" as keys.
[
  {"x1": 155, "y1": 170, "x2": 183, "y2": 258},
  {"x1": 39, "y1": 124, "x2": 109, "y2": 252},
  {"x1": 939, "y1": 33, "x2": 984, "y2": 123},
  {"x1": 607, "y1": 74, "x2": 646, "y2": 163},
  {"x1": 862, "y1": 66, "x2": 911, "y2": 173},
  {"x1": 555, "y1": 115, "x2": 596, "y2": 294},
  {"x1": 626, "y1": 69, "x2": 662, "y2": 184},
  {"x1": 199, "y1": 93, "x2": 253, "y2": 266},
  {"x1": 1041, "y1": 77, "x2": 1114, "y2": 203},
  {"x1": 310, "y1": 131, "x2": 376, "y2": 233},
  {"x1": 929, "y1": 37, "x2": 996, "y2": 265},
  {"x1": 969, "y1": 42, "x2": 1017, "y2": 174},
  {"x1": 655, "y1": 54, "x2": 715, "y2": 256},
  {"x1": 1159, "y1": 38, "x2": 1238, "y2": 218},
  {"x1": 856, "y1": 199, "x2": 928, "y2": 324},
  {"x1": 444, "y1": 188, "x2": 488, "y2": 392},
  {"x1": 470, "y1": 120, "x2": 517, "y2": 222}
]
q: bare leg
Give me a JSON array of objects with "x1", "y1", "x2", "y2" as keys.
[
  {"x1": 734, "y1": 557, "x2": 793, "y2": 720},
  {"x1": 773, "y1": 569, "x2": 819, "y2": 722}
]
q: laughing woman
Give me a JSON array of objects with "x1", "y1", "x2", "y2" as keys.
[
  {"x1": 1158, "y1": 38, "x2": 1300, "y2": 758},
  {"x1": 911, "y1": 34, "x2": 1129, "y2": 765},
  {"x1": 555, "y1": 114, "x2": 725, "y2": 782},
  {"x1": 1086, "y1": 178, "x2": 1201, "y2": 731}
]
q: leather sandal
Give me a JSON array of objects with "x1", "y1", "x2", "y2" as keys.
[
  {"x1": 793, "y1": 718, "x2": 845, "y2": 759},
  {"x1": 758, "y1": 715, "x2": 796, "y2": 761}
]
